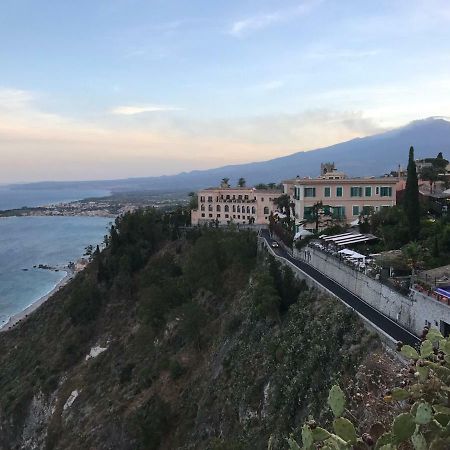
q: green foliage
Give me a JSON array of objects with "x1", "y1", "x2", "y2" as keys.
[
  {"x1": 289, "y1": 328, "x2": 450, "y2": 450},
  {"x1": 328, "y1": 385, "x2": 346, "y2": 417},
  {"x1": 128, "y1": 395, "x2": 172, "y2": 450},
  {"x1": 404, "y1": 146, "x2": 421, "y2": 240}
]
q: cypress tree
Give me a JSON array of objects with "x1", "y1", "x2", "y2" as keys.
[{"x1": 404, "y1": 146, "x2": 420, "y2": 239}]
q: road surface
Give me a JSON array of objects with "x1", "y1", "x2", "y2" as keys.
[{"x1": 261, "y1": 230, "x2": 420, "y2": 347}]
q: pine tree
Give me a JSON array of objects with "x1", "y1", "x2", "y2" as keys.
[{"x1": 404, "y1": 146, "x2": 420, "y2": 239}]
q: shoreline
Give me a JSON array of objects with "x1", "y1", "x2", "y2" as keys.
[{"x1": 0, "y1": 268, "x2": 75, "y2": 333}]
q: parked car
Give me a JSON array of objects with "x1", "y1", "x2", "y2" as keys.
[{"x1": 271, "y1": 241, "x2": 279, "y2": 248}]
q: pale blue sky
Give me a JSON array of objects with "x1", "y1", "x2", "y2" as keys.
[{"x1": 1, "y1": 0, "x2": 450, "y2": 182}]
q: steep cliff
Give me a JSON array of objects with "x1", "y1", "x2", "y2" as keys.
[{"x1": 0, "y1": 210, "x2": 387, "y2": 449}]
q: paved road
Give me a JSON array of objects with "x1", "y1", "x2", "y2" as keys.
[{"x1": 261, "y1": 230, "x2": 420, "y2": 347}]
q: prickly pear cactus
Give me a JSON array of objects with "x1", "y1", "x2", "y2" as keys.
[{"x1": 279, "y1": 328, "x2": 450, "y2": 450}]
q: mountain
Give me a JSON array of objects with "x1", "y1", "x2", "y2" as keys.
[{"x1": 12, "y1": 117, "x2": 450, "y2": 192}]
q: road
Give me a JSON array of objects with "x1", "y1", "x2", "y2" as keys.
[{"x1": 261, "y1": 230, "x2": 420, "y2": 347}]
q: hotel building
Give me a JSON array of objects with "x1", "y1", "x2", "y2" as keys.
[
  {"x1": 284, "y1": 163, "x2": 398, "y2": 230},
  {"x1": 191, "y1": 185, "x2": 280, "y2": 226}
]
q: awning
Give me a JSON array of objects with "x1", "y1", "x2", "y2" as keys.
[{"x1": 294, "y1": 228, "x2": 313, "y2": 240}]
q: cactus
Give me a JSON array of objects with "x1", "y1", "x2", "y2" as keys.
[
  {"x1": 328, "y1": 385, "x2": 345, "y2": 417},
  {"x1": 401, "y1": 344, "x2": 420, "y2": 359},
  {"x1": 333, "y1": 417, "x2": 357, "y2": 444},
  {"x1": 420, "y1": 340, "x2": 433, "y2": 358},
  {"x1": 276, "y1": 328, "x2": 450, "y2": 449},
  {"x1": 415, "y1": 403, "x2": 433, "y2": 425},
  {"x1": 392, "y1": 413, "x2": 415, "y2": 442}
]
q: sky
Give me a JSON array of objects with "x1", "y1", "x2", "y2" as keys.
[{"x1": 1, "y1": 0, "x2": 450, "y2": 183}]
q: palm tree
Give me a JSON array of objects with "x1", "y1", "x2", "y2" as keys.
[
  {"x1": 221, "y1": 178, "x2": 230, "y2": 188},
  {"x1": 237, "y1": 177, "x2": 246, "y2": 187},
  {"x1": 402, "y1": 241, "x2": 424, "y2": 285}
]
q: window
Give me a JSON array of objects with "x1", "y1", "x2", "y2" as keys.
[
  {"x1": 333, "y1": 206, "x2": 345, "y2": 218},
  {"x1": 246, "y1": 206, "x2": 250, "y2": 213},
  {"x1": 352, "y1": 205, "x2": 360, "y2": 216},
  {"x1": 201, "y1": 213, "x2": 205, "y2": 217},
  {"x1": 304, "y1": 187, "x2": 316, "y2": 197},
  {"x1": 208, "y1": 205, "x2": 213, "y2": 211},
  {"x1": 303, "y1": 206, "x2": 314, "y2": 220},
  {"x1": 200, "y1": 196, "x2": 205, "y2": 202},
  {"x1": 232, "y1": 205, "x2": 236, "y2": 212},
  {"x1": 237, "y1": 206, "x2": 240, "y2": 213},
  {"x1": 209, "y1": 213, "x2": 213, "y2": 218},
  {"x1": 217, "y1": 214, "x2": 221, "y2": 218},
  {"x1": 251, "y1": 206, "x2": 256, "y2": 214},
  {"x1": 238, "y1": 215, "x2": 240, "y2": 219},
  {"x1": 261, "y1": 197, "x2": 264, "y2": 202},
  {"x1": 350, "y1": 186, "x2": 363, "y2": 197},
  {"x1": 208, "y1": 196, "x2": 213, "y2": 202},
  {"x1": 201, "y1": 204, "x2": 205, "y2": 211},
  {"x1": 324, "y1": 187, "x2": 331, "y2": 197},
  {"x1": 375, "y1": 187, "x2": 380, "y2": 195},
  {"x1": 362, "y1": 205, "x2": 373, "y2": 215},
  {"x1": 264, "y1": 206, "x2": 269, "y2": 214},
  {"x1": 380, "y1": 186, "x2": 392, "y2": 197},
  {"x1": 216, "y1": 205, "x2": 221, "y2": 212},
  {"x1": 224, "y1": 205, "x2": 229, "y2": 212},
  {"x1": 225, "y1": 214, "x2": 229, "y2": 218},
  {"x1": 336, "y1": 186, "x2": 343, "y2": 197},
  {"x1": 365, "y1": 186, "x2": 372, "y2": 197},
  {"x1": 294, "y1": 186, "x2": 301, "y2": 200}
]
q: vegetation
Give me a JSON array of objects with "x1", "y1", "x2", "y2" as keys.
[
  {"x1": 287, "y1": 328, "x2": 450, "y2": 450},
  {"x1": 0, "y1": 208, "x2": 377, "y2": 449},
  {"x1": 404, "y1": 146, "x2": 421, "y2": 240}
]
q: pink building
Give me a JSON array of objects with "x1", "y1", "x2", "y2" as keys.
[
  {"x1": 191, "y1": 185, "x2": 281, "y2": 225},
  {"x1": 283, "y1": 164, "x2": 398, "y2": 230}
]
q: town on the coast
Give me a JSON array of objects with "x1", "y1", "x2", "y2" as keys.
[{"x1": 191, "y1": 149, "x2": 450, "y2": 342}]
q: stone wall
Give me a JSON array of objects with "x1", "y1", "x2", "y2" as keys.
[{"x1": 296, "y1": 246, "x2": 450, "y2": 336}]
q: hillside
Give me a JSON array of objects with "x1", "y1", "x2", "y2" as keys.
[
  {"x1": 0, "y1": 210, "x2": 401, "y2": 449},
  {"x1": 11, "y1": 117, "x2": 450, "y2": 192}
]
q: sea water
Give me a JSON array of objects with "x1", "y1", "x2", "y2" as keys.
[
  {"x1": 0, "y1": 186, "x2": 111, "y2": 211},
  {"x1": 0, "y1": 216, "x2": 112, "y2": 325}
]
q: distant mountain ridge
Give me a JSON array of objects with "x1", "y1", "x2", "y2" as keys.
[{"x1": 13, "y1": 117, "x2": 450, "y2": 192}]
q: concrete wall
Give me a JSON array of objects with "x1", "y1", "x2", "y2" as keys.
[{"x1": 297, "y1": 246, "x2": 450, "y2": 336}]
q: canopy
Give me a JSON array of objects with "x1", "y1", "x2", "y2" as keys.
[
  {"x1": 294, "y1": 228, "x2": 313, "y2": 240},
  {"x1": 274, "y1": 211, "x2": 287, "y2": 219},
  {"x1": 338, "y1": 249, "x2": 366, "y2": 259},
  {"x1": 350, "y1": 219, "x2": 360, "y2": 227}
]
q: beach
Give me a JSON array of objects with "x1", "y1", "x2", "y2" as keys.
[{"x1": 0, "y1": 268, "x2": 75, "y2": 332}]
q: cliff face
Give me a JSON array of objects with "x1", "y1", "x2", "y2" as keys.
[{"x1": 0, "y1": 211, "x2": 380, "y2": 449}]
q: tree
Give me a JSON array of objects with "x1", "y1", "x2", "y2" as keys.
[
  {"x1": 221, "y1": 178, "x2": 230, "y2": 188},
  {"x1": 402, "y1": 241, "x2": 424, "y2": 284},
  {"x1": 274, "y1": 194, "x2": 291, "y2": 219},
  {"x1": 404, "y1": 146, "x2": 420, "y2": 239},
  {"x1": 255, "y1": 183, "x2": 268, "y2": 190},
  {"x1": 237, "y1": 177, "x2": 246, "y2": 187},
  {"x1": 188, "y1": 192, "x2": 198, "y2": 210},
  {"x1": 421, "y1": 166, "x2": 439, "y2": 194}
]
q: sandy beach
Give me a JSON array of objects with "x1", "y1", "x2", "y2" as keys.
[{"x1": 0, "y1": 269, "x2": 74, "y2": 333}]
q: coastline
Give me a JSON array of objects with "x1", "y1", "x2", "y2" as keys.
[{"x1": 0, "y1": 268, "x2": 75, "y2": 333}]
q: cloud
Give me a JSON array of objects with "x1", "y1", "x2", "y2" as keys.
[
  {"x1": 229, "y1": 0, "x2": 322, "y2": 37},
  {"x1": 111, "y1": 105, "x2": 183, "y2": 115}
]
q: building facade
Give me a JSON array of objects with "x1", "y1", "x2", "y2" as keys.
[
  {"x1": 283, "y1": 166, "x2": 398, "y2": 230},
  {"x1": 191, "y1": 186, "x2": 280, "y2": 226}
]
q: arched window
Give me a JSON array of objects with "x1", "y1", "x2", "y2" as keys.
[
  {"x1": 201, "y1": 204, "x2": 205, "y2": 211},
  {"x1": 237, "y1": 206, "x2": 241, "y2": 213},
  {"x1": 225, "y1": 205, "x2": 229, "y2": 212},
  {"x1": 246, "y1": 206, "x2": 250, "y2": 213},
  {"x1": 217, "y1": 205, "x2": 221, "y2": 212},
  {"x1": 208, "y1": 204, "x2": 213, "y2": 211},
  {"x1": 232, "y1": 205, "x2": 236, "y2": 212},
  {"x1": 251, "y1": 206, "x2": 256, "y2": 214},
  {"x1": 264, "y1": 206, "x2": 269, "y2": 214}
]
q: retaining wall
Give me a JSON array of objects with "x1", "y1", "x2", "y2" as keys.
[{"x1": 296, "y1": 246, "x2": 450, "y2": 336}]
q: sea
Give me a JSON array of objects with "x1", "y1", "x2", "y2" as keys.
[{"x1": 0, "y1": 187, "x2": 112, "y2": 326}]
